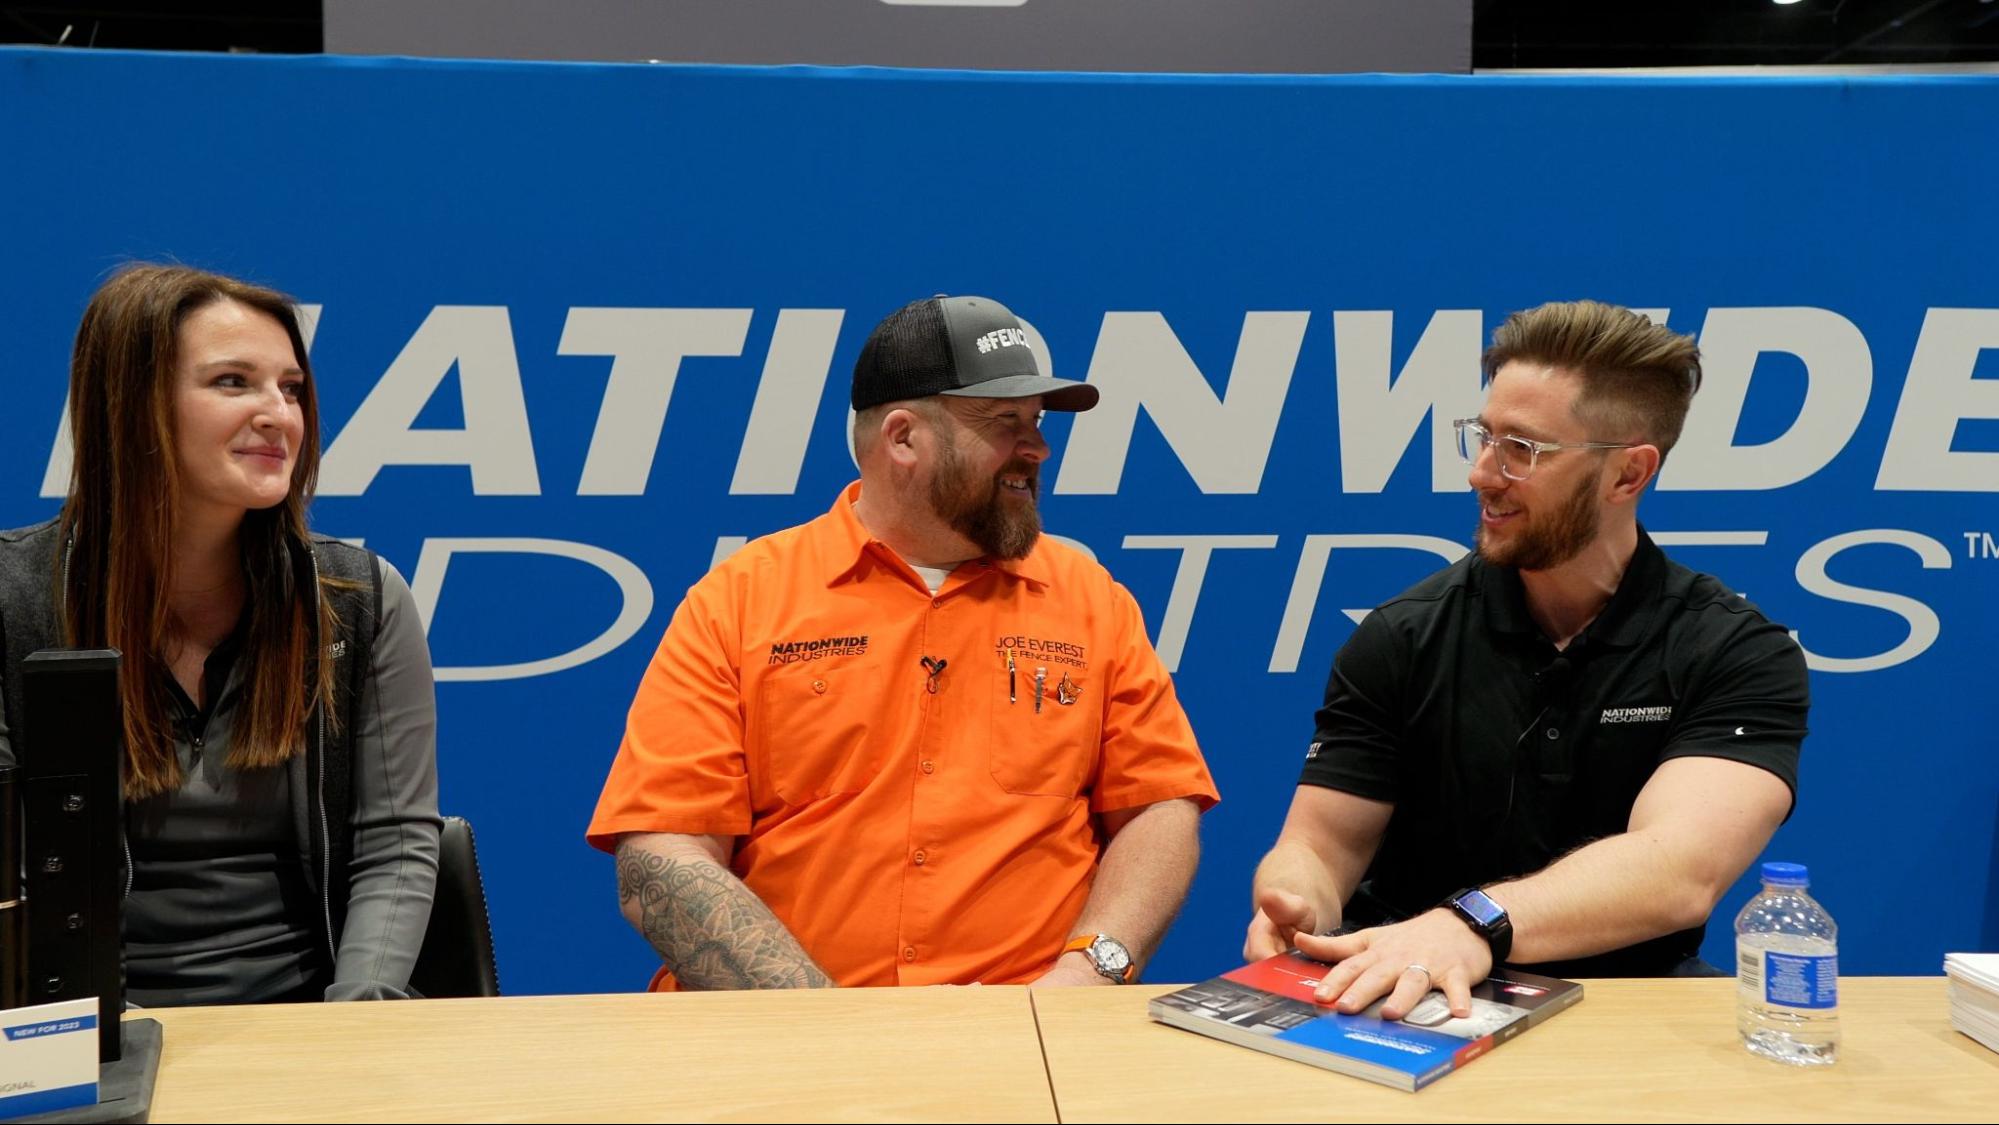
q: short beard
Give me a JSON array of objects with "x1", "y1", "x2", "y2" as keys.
[
  {"x1": 1475, "y1": 466, "x2": 1600, "y2": 571},
  {"x1": 928, "y1": 431, "x2": 1041, "y2": 561}
]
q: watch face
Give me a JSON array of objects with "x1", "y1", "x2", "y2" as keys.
[
  {"x1": 1456, "y1": 889, "x2": 1507, "y2": 927},
  {"x1": 1092, "y1": 938, "x2": 1132, "y2": 973}
]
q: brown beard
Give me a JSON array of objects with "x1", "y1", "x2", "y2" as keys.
[
  {"x1": 1475, "y1": 463, "x2": 1600, "y2": 571},
  {"x1": 928, "y1": 428, "x2": 1041, "y2": 560}
]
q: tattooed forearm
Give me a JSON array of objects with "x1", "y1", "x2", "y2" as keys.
[{"x1": 615, "y1": 836, "x2": 835, "y2": 990}]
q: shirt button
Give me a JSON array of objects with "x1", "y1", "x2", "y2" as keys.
[
  {"x1": 920, "y1": 760, "x2": 935, "y2": 774},
  {"x1": 812, "y1": 679, "x2": 827, "y2": 694},
  {"x1": 913, "y1": 849, "x2": 928, "y2": 866},
  {"x1": 931, "y1": 598, "x2": 943, "y2": 609},
  {"x1": 1545, "y1": 728, "x2": 1560, "y2": 740},
  {"x1": 192, "y1": 736, "x2": 204, "y2": 748},
  {"x1": 903, "y1": 946, "x2": 917, "y2": 962}
]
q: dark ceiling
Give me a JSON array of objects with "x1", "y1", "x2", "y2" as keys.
[
  {"x1": 1, "y1": 2, "x2": 320, "y2": 53},
  {"x1": 1475, "y1": 0, "x2": 1999, "y2": 68},
  {"x1": 3, "y1": 0, "x2": 1998, "y2": 66}
]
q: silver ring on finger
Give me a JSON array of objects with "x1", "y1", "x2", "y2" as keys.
[{"x1": 1403, "y1": 963, "x2": 1432, "y2": 981}]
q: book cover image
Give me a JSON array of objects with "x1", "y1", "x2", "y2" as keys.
[{"x1": 1149, "y1": 950, "x2": 1583, "y2": 1091}]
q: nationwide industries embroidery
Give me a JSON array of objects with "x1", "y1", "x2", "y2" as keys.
[
  {"x1": 1599, "y1": 705, "x2": 1673, "y2": 723},
  {"x1": 767, "y1": 634, "x2": 870, "y2": 665},
  {"x1": 992, "y1": 634, "x2": 1088, "y2": 670}
]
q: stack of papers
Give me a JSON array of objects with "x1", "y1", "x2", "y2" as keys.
[{"x1": 1945, "y1": 953, "x2": 1999, "y2": 1055}]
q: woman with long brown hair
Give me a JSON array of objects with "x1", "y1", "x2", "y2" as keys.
[{"x1": 0, "y1": 263, "x2": 440, "y2": 1004}]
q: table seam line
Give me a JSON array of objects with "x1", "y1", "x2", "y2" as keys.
[{"x1": 1028, "y1": 990, "x2": 1063, "y2": 1125}]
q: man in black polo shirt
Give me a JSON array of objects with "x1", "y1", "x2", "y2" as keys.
[{"x1": 1245, "y1": 299, "x2": 1808, "y2": 1022}]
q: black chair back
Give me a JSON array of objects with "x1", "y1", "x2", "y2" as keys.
[{"x1": 409, "y1": 815, "x2": 501, "y2": 998}]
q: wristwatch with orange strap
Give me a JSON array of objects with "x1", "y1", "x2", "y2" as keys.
[{"x1": 1062, "y1": 933, "x2": 1136, "y2": 983}]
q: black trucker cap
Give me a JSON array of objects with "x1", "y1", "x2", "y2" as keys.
[{"x1": 851, "y1": 295, "x2": 1100, "y2": 413}]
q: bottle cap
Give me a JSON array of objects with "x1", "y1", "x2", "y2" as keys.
[{"x1": 1760, "y1": 861, "x2": 1809, "y2": 886}]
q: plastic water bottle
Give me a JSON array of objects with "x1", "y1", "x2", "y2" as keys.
[{"x1": 1735, "y1": 861, "x2": 1839, "y2": 1066}]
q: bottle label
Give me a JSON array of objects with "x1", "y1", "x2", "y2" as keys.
[{"x1": 1756, "y1": 951, "x2": 1838, "y2": 1010}]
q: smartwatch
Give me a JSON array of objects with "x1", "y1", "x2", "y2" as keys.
[
  {"x1": 1445, "y1": 887, "x2": 1514, "y2": 966},
  {"x1": 1061, "y1": 933, "x2": 1136, "y2": 983}
]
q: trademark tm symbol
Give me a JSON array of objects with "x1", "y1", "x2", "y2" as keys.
[{"x1": 1963, "y1": 532, "x2": 1999, "y2": 560}]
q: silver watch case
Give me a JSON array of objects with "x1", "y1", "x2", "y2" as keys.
[{"x1": 1083, "y1": 934, "x2": 1133, "y2": 983}]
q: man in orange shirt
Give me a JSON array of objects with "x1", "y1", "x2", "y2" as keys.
[{"x1": 588, "y1": 295, "x2": 1218, "y2": 990}]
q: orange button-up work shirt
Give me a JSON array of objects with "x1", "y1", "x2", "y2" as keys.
[{"x1": 588, "y1": 482, "x2": 1218, "y2": 987}]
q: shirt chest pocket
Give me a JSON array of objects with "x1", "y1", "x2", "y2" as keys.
[
  {"x1": 986, "y1": 661, "x2": 1101, "y2": 797},
  {"x1": 749, "y1": 669, "x2": 888, "y2": 806}
]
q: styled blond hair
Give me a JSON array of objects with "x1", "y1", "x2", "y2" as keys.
[{"x1": 1482, "y1": 300, "x2": 1702, "y2": 459}]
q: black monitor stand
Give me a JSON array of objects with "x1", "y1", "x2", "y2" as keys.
[{"x1": 4, "y1": 651, "x2": 159, "y2": 1124}]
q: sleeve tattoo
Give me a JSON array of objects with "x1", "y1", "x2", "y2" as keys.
[{"x1": 615, "y1": 840, "x2": 835, "y2": 990}]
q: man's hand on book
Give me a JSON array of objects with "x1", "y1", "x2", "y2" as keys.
[
  {"x1": 1294, "y1": 910, "x2": 1489, "y2": 1021},
  {"x1": 1243, "y1": 888, "x2": 1325, "y2": 963}
]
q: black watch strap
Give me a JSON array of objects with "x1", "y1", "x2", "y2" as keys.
[{"x1": 1445, "y1": 887, "x2": 1514, "y2": 965}]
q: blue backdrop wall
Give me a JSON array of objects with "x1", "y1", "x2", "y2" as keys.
[{"x1": 2, "y1": 48, "x2": 1994, "y2": 992}]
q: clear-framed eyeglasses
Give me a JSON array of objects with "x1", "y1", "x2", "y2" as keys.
[{"x1": 1453, "y1": 418, "x2": 1639, "y2": 482}]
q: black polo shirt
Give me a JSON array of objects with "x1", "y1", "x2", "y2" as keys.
[{"x1": 1300, "y1": 528, "x2": 1809, "y2": 977}]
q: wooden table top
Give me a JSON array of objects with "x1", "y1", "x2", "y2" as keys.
[
  {"x1": 138, "y1": 986, "x2": 1055, "y2": 1123},
  {"x1": 125, "y1": 976, "x2": 1999, "y2": 1122},
  {"x1": 1033, "y1": 977, "x2": 1999, "y2": 1123}
]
